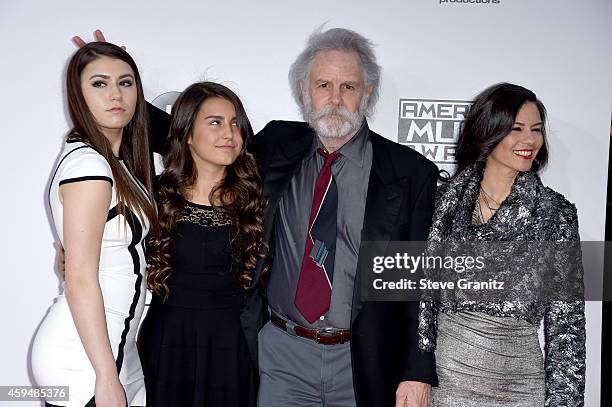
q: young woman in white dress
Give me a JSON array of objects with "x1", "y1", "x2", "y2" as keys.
[{"x1": 31, "y1": 42, "x2": 158, "y2": 407}]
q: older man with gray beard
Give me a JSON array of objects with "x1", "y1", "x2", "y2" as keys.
[{"x1": 253, "y1": 27, "x2": 439, "y2": 407}]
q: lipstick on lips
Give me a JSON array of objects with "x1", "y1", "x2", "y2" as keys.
[
  {"x1": 513, "y1": 149, "x2": 534, "y2": 159},
  {"x1": 107, "y1": 107, "x2": 126, "y2": 113}
]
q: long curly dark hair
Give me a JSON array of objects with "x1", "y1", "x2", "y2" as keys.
[{"x1": 147, "y1": 82, "x2": 264, "y2": 300}]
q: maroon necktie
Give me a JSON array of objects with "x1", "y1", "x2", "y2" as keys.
[{"x1": 295, "y1": 149, "x2": 341, "y2": 323}]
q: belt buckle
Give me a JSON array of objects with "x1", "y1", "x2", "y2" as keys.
[{"x1": 314, "y1": 328, "x2": 337, "y2": 344}]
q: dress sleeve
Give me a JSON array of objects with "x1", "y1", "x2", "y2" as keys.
[
  {"x1": 544, "y1": 204, "x2": 586, "y2": 407},
  {"x1": 418, "y1": 301, "x2": 439, "y2": 352},
  {"x1": 418, "y1": 176, "x2": 444, "y2": 353},
  {"x1": 59, "y1": 149, "x2": 113, "y2": 187}
]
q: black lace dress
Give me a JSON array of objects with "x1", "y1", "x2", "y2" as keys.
[{"x1": 139, "y1": 201, "x2": 257, "y2": 407}]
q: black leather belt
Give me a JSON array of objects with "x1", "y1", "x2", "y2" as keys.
[{"x1": 270, "y1": 312, "x2": 351, "y2": 345}]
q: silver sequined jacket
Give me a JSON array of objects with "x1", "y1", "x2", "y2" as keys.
[{"x1": 418, "y1": 164, "x2": 586, "y2": 407}]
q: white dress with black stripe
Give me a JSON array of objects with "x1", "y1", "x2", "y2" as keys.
[{"x1": 32, "y1": 141, "x2": 148, "y2": 406}]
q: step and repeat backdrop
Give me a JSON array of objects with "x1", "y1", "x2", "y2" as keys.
[{"x1": 1, "y1": 0, "x2": 610, "y2": 405}]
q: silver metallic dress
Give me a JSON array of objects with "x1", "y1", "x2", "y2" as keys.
[{"x1": 419, "y1": 164, "x2": 586, "y2": 407}]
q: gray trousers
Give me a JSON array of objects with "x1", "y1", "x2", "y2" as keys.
[{"x1": 257, "y1": 321, "x2": 357, "y2": 407}]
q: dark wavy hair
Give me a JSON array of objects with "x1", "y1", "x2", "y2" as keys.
[
  {"x1": 147, "y1": 82, "x2": 264, "y2": 300},
  {"x1": 66, "y1": 42, "x2": 158, "y2": 234},
  {"x1": 452, "y1": 82, "x2": 549, "y2": 178}
]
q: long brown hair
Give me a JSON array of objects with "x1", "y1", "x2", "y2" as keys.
[
  {"x1": 66, "y1": 42, "x2": 158, "y2": 234},
  {"x1": 147, "y1": 82, "x2": 264, "y2": 300},
  {"x1": 452, "y1": 82, "x2": 549, "y2": 179}
]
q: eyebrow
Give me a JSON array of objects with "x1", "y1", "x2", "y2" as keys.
[
  {"x1": 515, "y1": 121, "x2": 543, "y2": 126},
  {"x1": 88, "y1": 73, "x2": 135, "y2": 80},
  {"x1": 203, "y1": 115, "x2": 237, "y2": 120},
  {"x1": 314, "y1": 79, "x2": 361, "y2": 86}
]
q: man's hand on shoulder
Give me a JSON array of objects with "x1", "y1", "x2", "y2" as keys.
[{"x1": 395, "y1": 380, "x2": 431, "y2": 407}]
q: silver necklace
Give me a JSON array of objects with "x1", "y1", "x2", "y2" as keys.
[{"x1": 480, "y1": 187, "x2": 500, "y2": 216}]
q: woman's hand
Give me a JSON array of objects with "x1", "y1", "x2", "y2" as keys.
[{"x1": 94, "y1": 374, "x2": 127, "y2": 407}]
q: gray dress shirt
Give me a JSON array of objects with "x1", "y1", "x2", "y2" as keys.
[{"x1": 267, "y1": 121, "x2": 373, "y2": 329}]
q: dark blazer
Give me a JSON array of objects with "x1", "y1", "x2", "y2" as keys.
[
  {"x1": 251, "y1": 120, "x2": 439, "y2": 406},
  {"x1": 149, "y1": 104, "x2": 438, "y2": 406}
]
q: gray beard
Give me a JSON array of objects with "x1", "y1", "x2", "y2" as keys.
[
  {"x1": 309, "y1": 106, "x2": 362, "y2": 139},
  {"x1": 303, "y1": 94, "x2": 366, "y2": 139}
]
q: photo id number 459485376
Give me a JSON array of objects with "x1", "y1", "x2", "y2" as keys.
[{"x1": 0, "y1": 386, "x2": 69, "y2": 401}]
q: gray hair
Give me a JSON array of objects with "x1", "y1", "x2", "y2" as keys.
[{"x1": 288, "y1": 27, "x2": 381, "y2": 119}]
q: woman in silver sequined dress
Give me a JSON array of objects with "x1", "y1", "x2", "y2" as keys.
[{"x1": 418, "y1": 83, "x2": 585, "y2": 406}]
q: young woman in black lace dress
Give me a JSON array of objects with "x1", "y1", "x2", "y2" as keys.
[{"x1": 138, "y1": 82, "x2": 264, "y2": 406}]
